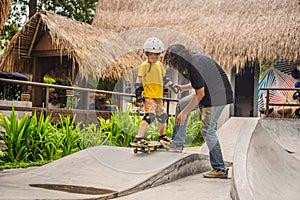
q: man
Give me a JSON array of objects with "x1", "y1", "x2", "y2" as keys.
[{"x1": 161, "y1": 44, "x2": 234, "y2": 179}]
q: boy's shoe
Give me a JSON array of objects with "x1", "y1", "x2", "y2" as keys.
[
  {"x1": 132, "y1": 137, "x2": 149, "y2": 147},
  {"x1": 160, "y1": 140, "x2": 183, "y2": 152},
  {"x1": 202, "y1": 168, "x2": 229, "y2": 179},
  {"x1": 158, "y1": 134, "x2": 171, "y2": 142}
]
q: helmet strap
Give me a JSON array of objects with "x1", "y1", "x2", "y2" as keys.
[{"x1": 148, "y1": 62, "x2": 153, "y2": 73}]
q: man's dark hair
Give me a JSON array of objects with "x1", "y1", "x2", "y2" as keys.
[{"x1": 163, "y1": 44, "x2": 192, "y2": 73}]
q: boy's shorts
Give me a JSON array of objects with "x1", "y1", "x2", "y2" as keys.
[{"x1": 144, "y1": 97, "x2": 166, "y2": 116}]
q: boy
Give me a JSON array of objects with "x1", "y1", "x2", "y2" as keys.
[{"x1": 133, "y1": 37, "x2": 179, "y2": 145}]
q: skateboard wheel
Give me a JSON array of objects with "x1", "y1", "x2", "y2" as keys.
[
  {"x1": 147, "y1": 149, "x2": 151, "y2": 154},
  {"x1": 133, "y1": 148, "x2": 138, "y2": 153}
]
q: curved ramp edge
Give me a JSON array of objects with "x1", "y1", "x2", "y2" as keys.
[
  {"x1": 104, "y1": 154, "x2": 212, "y2": 199},
  {"x1": 231, "y1": 119, "x2": 300, "y2": 200}
]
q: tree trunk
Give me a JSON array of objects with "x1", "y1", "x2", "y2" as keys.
[{"x1": 29, "y1": 0, "x2": 37, "y2": 18}]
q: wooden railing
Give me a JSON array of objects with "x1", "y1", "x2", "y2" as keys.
[
  {"x1": 260, "y1": 87, "x2": 300, "y2": 117},
  {"x1": 0, "y1": 78, "x2": 178, "y2": 122}
]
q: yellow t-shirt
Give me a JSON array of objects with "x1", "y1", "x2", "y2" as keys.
[{"x1": 138, "y1": 61, "x2": 166, "y2": 98}]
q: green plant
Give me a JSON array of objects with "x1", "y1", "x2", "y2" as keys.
[
  {"x1": 0, "y1": 160, "x2": 51, "y2": 170},
  {"x1": 95, "y1": 106, "x2": 141, "y2": 147},
  {"x1": 165, "y1": 116, "x2": 175, "y2": 137},
  {"x1": 143, "y1": 121, "x2": 161, "y2": 141},
  {"x1": 79, "y1": 123, "x2": 109, "y2": 149},
  {"x1": 98, "y1": 116, "x2": 126, "y2": 146},
  {"x1": 56, "y1": 115, "x2": 81, "y2": 156},
  {"x1": 27, "y1": 112, "x2": 59, "y2": 161},
  {"x1": 186, "y1": 110, "x2": 204, "y2": 146},
  {"x1": 111, "y1": 107, "x2": 140, "y2": 145},
  {"x1": 0, "y1": 106, "x2": 32, "y2": 162},
  {"x1": 0, "y1": 82, "x2": 22, "y2": 100}
]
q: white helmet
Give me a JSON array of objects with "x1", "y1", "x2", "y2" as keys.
[{"x1": 143, "y1": 37, "x2": 164, "y2": 53}]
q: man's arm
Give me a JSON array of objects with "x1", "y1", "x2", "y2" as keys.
[
  {"x1": 178, "y1": 83, "x2": 193, "y2": 91},
  {"x1": 176, "y1": 87, "x2": 205, "y2": 125}
]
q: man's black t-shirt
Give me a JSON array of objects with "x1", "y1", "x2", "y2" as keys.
[{"x1": 188, "y1": 54, "x2": 234, "y2": 107}]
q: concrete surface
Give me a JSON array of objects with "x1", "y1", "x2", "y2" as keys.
[
  {"x1": 0, "y1": 146, "x2": 215, "y2": 200},
  {"x1": 115, "y1": 168, "x2": 233, "y2": 200},
  {"x1": 231, "y1": 118, "x2": 300, "y2": 200},
  {"x1": 1, "y1": 117, "x2": 299, "y2": 200},
  {"x1": 117, "y1": 117, "x2": 258, "y2": 200}
]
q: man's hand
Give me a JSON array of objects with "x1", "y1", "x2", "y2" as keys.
[
  {"x1": 169, "y1": 83, "x2": 182, "y2": 94},
  {"x1": 176, "y1": 111, "x2": 188, "y2": 125}
]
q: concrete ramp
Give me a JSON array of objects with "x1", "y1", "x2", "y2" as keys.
[
  {"x1": 231, "y1": 119, "x2": 300, "y2": 200},
  {"x1": 4, "y1": 117, "x2": 299, "y2": 199},
  {"x1": 200, "y1": 117, "x2": 259, "y2": 163},
  {"x1": 0, "y1": 146, "x2": 214, "y2": 200}
]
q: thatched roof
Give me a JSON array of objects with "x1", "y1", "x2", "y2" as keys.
[
  {"x1": 0, "y1": 0, "x2": 11, "y2": 29},
  {"x1": 0, "y1": 10, "x2": 143, "y2": 80},
  {"x1": 93, "y1": 0, "x2": 300, "y2": 70}
]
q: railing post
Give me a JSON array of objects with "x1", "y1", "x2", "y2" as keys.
[
  {"x1": 45, "y1": 86, "x2": 49, "y2": 117},
  {"x1": 266, "y1": 89, "x2": 270, "y2": 117}
]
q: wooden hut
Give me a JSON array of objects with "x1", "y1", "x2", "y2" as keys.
[
  {"x1": 93, "y1": 0, "x2": 300, "y2": 117},
  {"x1": 0, "y1": 11, "x2": 142, "y2": 108}
]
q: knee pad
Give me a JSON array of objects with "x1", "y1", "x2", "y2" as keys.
[
  {"x1": 157, "y1": 113, "x2": 168, "y2": 124},
  {"x1": 143, "y1": 113, "x2": 156, "y2": 124}
]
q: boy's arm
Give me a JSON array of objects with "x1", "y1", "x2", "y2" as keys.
[{"x1": 135, "y1": 76, "x2": 144, "y2": 103}]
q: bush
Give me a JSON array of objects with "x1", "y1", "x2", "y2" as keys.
[
  {"x1": 0, "y1": 106, "x2": 32, "y2": 162},
  {"x1": 55, "y1": 115, "x2": 81, "y2": 156},
  {"x1": 27, "y1": 112, "x2": 59, "y2": 161},
  {"x1": 0, "y1": 105, "x2": 204, "y2": 170},
  {"x1": 78, "y1": 123, "x2": 109, "y2": 149},
  {"x1": 186, "y1": 110, "x2": 204, "y2": 146}
]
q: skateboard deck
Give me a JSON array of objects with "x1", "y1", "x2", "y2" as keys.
[{"x1": 130, "y1": 141, "x2": 163, "y2": 154}]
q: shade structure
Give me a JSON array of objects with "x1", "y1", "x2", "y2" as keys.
[
  {"x1": 0, "y1": 11, "x2": 143, "y2": 80},
  {"x1": 93, "y1": 0, "x2": 300, "y2": 70}
]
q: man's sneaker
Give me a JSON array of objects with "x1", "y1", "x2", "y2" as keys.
[
  {"x1": 158, "y1": 134, "x2": 171, "y2": 142},
  {"x1": 160, "y1": 140, "x2": 183, "y2": 152},
  {"x1": 202, "y1": 168, "x2": 229, "y2": 179}
]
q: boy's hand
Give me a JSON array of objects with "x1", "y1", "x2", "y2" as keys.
[
  {"x1": 169, "y1": 84, "x2": 182, "y2": 94},
  {"x1": 135, "y1": 83, "x2": 144, "y2": 103},
  {"x1": 173, "y1": 84, "x2": 182, "y2": 93}
]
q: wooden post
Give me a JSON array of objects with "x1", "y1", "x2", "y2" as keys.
[
  {"x1": 45, "y1": 86, "x2": 49, "y2": 116},
  {"x1": 266, "y1": 89, "x2": 270, "y2": 117},
  {"x1": 32, "y1": 57, "x2": 44, "y2": 107}
]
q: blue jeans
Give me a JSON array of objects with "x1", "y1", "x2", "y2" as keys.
[{"x1": 172, "y1": 94, "x2": 226, "y2": 171}]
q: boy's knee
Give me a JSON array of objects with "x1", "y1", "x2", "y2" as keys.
[
  {"x1": 143, "y1": 113, "x2": 156, "y2": 124},
  {"x1": 157, "y1": 113, "x2": 168, "y2": 123}
]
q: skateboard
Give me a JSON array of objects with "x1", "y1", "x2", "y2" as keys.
[{"x1": 130, "y1": 141, "x2": 163, "y2": 154}]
